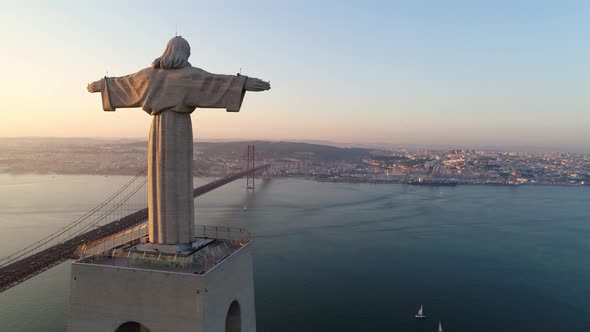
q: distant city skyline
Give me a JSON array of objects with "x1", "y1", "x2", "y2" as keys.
[
  {"x1": 1, "y1": 1, "x2": 589, "y2": 150},
  {"x1": 2, "y1": 137, "x2": 588, "y2": 185},
  {"x1": 3, "y1": 136, "x2": 589, "y2": 154}
]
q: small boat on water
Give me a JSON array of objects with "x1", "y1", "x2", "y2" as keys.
[
  {"x1": 436, "y1": 320, "x2": 443, "y2": 332},
  {"x1": 243, "y1": 205, "x2": 248, "y2": 211},
  {"x1": 407, "y1": 179, "x2": 458, "y2": 186},
  {"x1": 415, "y1": 305, "x2": 426, "y2": 319}
]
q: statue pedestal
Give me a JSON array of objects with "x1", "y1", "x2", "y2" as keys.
[{"x1": 68, "y1": 237, "x2": 256, "y2": 332}]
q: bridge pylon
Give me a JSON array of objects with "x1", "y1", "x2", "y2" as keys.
[{"x1": 246, "y1": 145, "x2": 256, "y2": 190}]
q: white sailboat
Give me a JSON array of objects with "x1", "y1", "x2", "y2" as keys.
[
  {"x1": 415, "y1": 305, "x2": 426, "y2": 319},
  {"x1": 243, "y1": 205, "x2": 248, "y2": 211},
  {"x1": 437, "y1": 320, "x2": 443, "y2": 332}
]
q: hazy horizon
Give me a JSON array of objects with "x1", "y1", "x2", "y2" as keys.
[
  {"x1": 1, "y1": 135, "x2": 588, "y2": 153},
  {"x1": 1, "y1": 1, "x2": 589, "y2": 151}
]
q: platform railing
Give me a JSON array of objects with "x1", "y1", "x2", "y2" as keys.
[
  {"x1": 78, "y1": 223, "x2": 148, "y2": 259},
  {"x1": 194, "y1": 225, "x2": 251, "y2": 243},
  {"x1": 79, "y1": 224, "x2": 250, "y2": 260}
]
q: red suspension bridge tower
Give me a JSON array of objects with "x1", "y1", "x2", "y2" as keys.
[{"x1": 246, "y1": 145, "x2": 256, "y2": 190}]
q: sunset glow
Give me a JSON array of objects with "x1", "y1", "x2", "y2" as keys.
[{"x1": 1, "y1": 1, "x2": 589, "y2": 150}]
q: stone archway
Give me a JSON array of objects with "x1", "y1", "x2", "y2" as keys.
[
  {"x1": 225, "y1": 300, "x2": 241, "y2": 332},
  {"x1": 115, "y1": 321, "x2": 151, "y2": 332}
]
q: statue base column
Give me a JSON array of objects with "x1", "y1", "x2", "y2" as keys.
[{"x1": 148, "y1": 111, "x2": 195, "y2": 245}]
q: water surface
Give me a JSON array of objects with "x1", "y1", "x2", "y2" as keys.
[{"x1": 1, "y1": 174, "x2": 589, "y2": 331}]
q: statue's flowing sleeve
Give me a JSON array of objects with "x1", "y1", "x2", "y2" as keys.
[
  {"x1": 185, "y1": 68, "x2": 248, "y2": 112},
  {"x1": 99, "y1": 68, "x2": 152, "y2": 112}
]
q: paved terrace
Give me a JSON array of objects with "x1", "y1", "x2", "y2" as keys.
[{"x1": 77, "y1": 226, "x2": 250, "y2": 275}]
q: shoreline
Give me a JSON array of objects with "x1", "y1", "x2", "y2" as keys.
[{"x1": 1, "y1": 172, "x2": 586, "y2": 187}]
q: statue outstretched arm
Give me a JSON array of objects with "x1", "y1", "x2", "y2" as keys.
[
  {"x1": 244, "y1": 77, "x2": 271, "y2": 92},
  {"x1": 87, "y1": 69, "x2": 151, "y2": 112},
  {"x1": 87, "y1": 79, "x2": 102, "y2": 93}
]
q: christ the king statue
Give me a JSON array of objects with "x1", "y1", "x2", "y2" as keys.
[{"x1": 87, "y1": 36, "x2": 271, "y2": 245}]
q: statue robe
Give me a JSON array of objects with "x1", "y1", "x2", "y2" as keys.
[{"x1": 98, "y1": 66, "x2": 247, "y2": 244}]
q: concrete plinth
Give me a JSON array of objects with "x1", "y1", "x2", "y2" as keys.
[{"x1": 68, "y1": 241, "x2": 256, "y2": 332}]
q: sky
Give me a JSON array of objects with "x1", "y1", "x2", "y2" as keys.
[{"x1": 0, "y1": 1, "x2": 589, "y2": 150}]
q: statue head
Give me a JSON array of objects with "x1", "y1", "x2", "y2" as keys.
[{"x1": 152, "y1": 36, "x2": 191, "y2": 70}]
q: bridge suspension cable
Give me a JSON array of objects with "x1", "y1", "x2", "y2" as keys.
[
  {"x1": 0, "y1": 168, "x2": 147, "y2": 268},
  {"x1": 66, "y1": 177, "x2": 147, "y2": 240}
]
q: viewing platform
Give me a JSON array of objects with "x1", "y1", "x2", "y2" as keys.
[
  {"x1": 75, "y1": 225, "x2": 251, "y2": 276},
  {"x1": 69, "y1": 224, "x2": 257, "y2": 332}
]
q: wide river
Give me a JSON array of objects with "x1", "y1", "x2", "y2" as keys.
[{"x1": 0, "y1": 174, "x2": 589, "y2": 331}]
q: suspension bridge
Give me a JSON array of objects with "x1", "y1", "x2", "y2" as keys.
[{"x1": 0, "y1": 157, "x2": 270, "y2": 293}]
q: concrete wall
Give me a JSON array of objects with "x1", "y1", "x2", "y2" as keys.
[
  {"x1": 68, "y1": 244, "x2": 256, "y2": 332},
  {"x1": 203, "y1": 244, "x2": 256, "y2": 332}
]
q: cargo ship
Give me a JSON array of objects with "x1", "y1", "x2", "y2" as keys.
[{"x1": 406, "y1": 178, "x2": 458, "y2": 186}]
